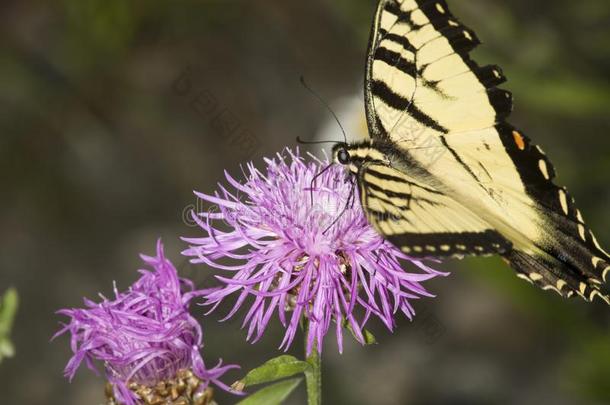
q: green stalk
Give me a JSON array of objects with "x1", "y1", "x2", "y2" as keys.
[{"x1": 304, "y1": 334, "x2": 322, "y2": 405}]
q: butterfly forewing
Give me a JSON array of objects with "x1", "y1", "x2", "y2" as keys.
[{"x1": 365, "y1": 0, "x2": 508, "y2": 139}]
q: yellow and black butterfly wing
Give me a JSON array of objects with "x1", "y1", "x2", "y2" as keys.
[
  {"x1": 365, "y1": 0, "x2": 508, "y2": 140},
  {"x1": 436, "y1": 126, "x2": 610, "y2": 303},
  {"x1": 359, "y1": 163, "x2": 511, "y2": 258},
  {"x1": 362, "y1": 0, "x2": 610, "y2": 303}
]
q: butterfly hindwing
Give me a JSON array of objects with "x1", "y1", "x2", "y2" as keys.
[
  {"x1": 359, "y1": 163, "x2": 511, "y2": 258},
  {"x1": 496, "y1": 123, "x2": 610, "y2": 301},
  {"x1": 430, "y1": 124, "x2": 610, "y2": 301}
]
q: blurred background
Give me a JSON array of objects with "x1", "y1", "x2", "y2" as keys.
[{"x1": 1, "y1": 0, "x2": 610, "y2": 404}]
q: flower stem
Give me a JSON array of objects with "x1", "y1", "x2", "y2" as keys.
[{"x1": 305, "y1": 336, "x2": 322, "y2": 405}]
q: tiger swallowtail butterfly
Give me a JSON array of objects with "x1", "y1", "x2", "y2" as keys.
[{"x1": 332, "y1": 0, "x2": 610, "y2": 304}]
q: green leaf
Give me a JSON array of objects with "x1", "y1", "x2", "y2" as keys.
[
  {"x1": 0, "y1": 289, "x2": 18, "y2": 337},
  {"x1": 0, "y1": 289, "x2": 18, "y2": 363},
  {"x1": 235, "y1": 355, "x2": 310, "y2": 390},
  {"x1": 236, "y1": 378, "x2": 302, "y2": 405},
  {"x1": 363, "y1": 329, "x2": 377, "y2": 345},
  {"x1": 305, "y1": 345, "x2": 321, "y2": 405},
  {"x1": 343, "y1": 319, "x2": 377, "y2": 345}
]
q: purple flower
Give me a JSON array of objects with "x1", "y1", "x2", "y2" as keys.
[
  {"x1": 54, "y1": 240, "x2": 238, "y2": 405},
  {"x1": 182, "y1": 149, "x2": 448, "y2": 354}
]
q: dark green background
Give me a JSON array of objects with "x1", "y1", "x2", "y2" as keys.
[{"x1": 1, "y1": 0, "x2": 609, "y2": 404}]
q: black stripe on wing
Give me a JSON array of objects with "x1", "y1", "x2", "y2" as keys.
[
  {"x1": 374, "y1": 47, "x2": 418, "y2": 77},
  {"x1": 379, "y1": 31, "x2": 418, "y2": 53},
  {"x1": 383, "y1": 0, "x2": 403, "y2": 19},
  {"x1": 364, "y1": 166, "x2": 445, "y2": 195},
  {"x1": 388, "y1": 230, "x2": 511, "y2": 258},
  {"x1": 371, "y1": 80, "x2": 449, "y2": 134}
]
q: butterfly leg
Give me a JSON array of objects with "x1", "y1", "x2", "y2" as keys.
[
  {"x1": 309, "y1": 163, "x2": 334, "y2": 206},
  {"x1": 322, "y1": 175, "x2": 357, "y2": 235}
]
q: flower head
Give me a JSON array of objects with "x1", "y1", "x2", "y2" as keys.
[
  {"x1": 55, "y1": 240, "x2": 238, "y2": 405},
  {"x1": 182, "y1": 149, "x2": 448, "y2": 354}
]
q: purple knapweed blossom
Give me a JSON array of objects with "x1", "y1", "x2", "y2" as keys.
[
  {"x1": 182, "y1": 148, "x2": 448, "y2": 354},
  {"x1": 54, "y1": 240, "x2": 238, "y2": 405}
]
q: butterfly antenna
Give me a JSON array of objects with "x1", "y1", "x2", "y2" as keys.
[
  {"x1": 296, "y1": 137, "x2": 337, "y2": 145},
  {"x1": 299, "y1": 75, "x2": 348, "y2": 144}
]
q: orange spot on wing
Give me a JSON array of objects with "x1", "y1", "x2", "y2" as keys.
[{"x1": 512, "y1": 131, "x2": 525, "y2": 150}]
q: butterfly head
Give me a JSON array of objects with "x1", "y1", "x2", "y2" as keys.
[
  {"x1": 333, "y1": 142, "x2": 388, "y2": 175},
  {"x1": 332, "y1": 143, "x2": 360, "y2": 176},
  {"x1": 332, "y1": 143, "x2": 351, "y2": 164}
]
